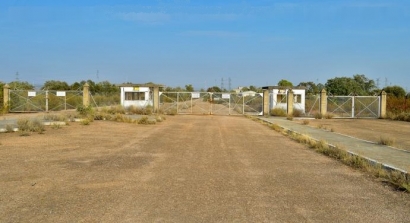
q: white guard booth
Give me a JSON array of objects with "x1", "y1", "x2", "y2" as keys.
[
  {"x1": 269, "y1": 86, "x2": 306, "y2": 113},
  {"x1": 120, "y1": 85, "x2": 153, "y2": 108}
]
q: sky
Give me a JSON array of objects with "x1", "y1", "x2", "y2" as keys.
[{"x1": 1, "y1": 0, "x2": 409, "y2": 91}]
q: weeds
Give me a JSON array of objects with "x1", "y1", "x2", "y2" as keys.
[
  {"x1": 324, "y1": 113, "x2": 334, "y2": 119},
  {"x1": 5, "y1": 124, "x2": 14, "y2": 133},
  {"x1": 379, "y1": 136, "x2": 395, "y2": 146},
  {"x1": 293, "y1": 109, "x2": 303, "y2": 117},
  {"x1": 302, "y1": 120, "x2": 310, "y2": 125},
  {"x1": 270, "y1": 108, "x2": 287, "y2": 117},
  {"x1": 314, "y1": 113, "x2": 323, "y2": 119},
  {"x1": 80, "y1": 119, "x2": 91, "y2": 125}
]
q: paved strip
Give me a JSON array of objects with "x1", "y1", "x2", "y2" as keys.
[{"x1": 260, "y1": 117, "x2": 410, "y2": 173}]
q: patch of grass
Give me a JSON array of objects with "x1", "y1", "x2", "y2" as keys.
[
  {"x1": 379, "y1": 136, "x2": 395, "y2": 146},
  {"x1": 293, "y1": 109, "x2": 303, "y2": 117},
  {"x1": 270, "y1": 108, "x2": 287, "y2": 117},
  {"x1": 314, "y1": 113, "x2": 323, "y2": 119},
  {"x1": 324, "y1": 113, "x2": 334, "y2": 119},
  {"x1": 302, "y1": 120, "x2": 310, "y2": 125},
  {"x1": 17, "y1": 118, "x2": 45, "y2": 134},
  {"x1": 51, "y1": 123, "x2": 62, "y2": 129},
  {"x1": 80, "y1": 118, "x2": 91, "y2": 125},
  {"x1": 43, "y1": 114, "x2": 67, "y2": 122},
  {"x1": 76, "y1": 105, "x2": 94, "y2": 117},
  {"x1": 138, "y1": 116, "x2": 149, "y2": 124},
  {"x1": 5, "y1": 124, "x2": 14, "y2": 133},
  {"x1": 286, "y1": 115, "x2": 293, "y2": 121}
]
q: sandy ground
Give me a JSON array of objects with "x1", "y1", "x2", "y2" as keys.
[{"x1": 0, "y1": 114, "x2": 409, "y2": 222}]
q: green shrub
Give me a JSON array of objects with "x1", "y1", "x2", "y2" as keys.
[
  {"x1": 270, "y1": 108, "x2": 286, "y2": 117},
  {"x1": 76, "y1": 105, "x2": 94, "y2": 117}
]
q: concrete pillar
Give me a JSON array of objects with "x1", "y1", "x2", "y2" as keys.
[
  {"x1": 287, "y1": 89, "x2": 294, "y2": 116},
  {"x1": 83, "y1": 83, "x2": 90, "y2": 107},
  {"x1": 3, "y1": 84, "x2": 10, "y2": 112},
  {"x1": 380, "y1": 91, "x2": 387, "y2": 118},
  {"x1": 263, "y1": 89, "x2": 270, "y2": 116},
  {"x1": 153, "y1": 86, "x2": 160, "y2": 113},
  {"x1": 320, "y1": 89, "x2": 327, "y2": 116}
]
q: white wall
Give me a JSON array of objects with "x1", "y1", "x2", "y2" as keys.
[{"x1": 270, "y1": 89, "x2": 306, "y2": 113}]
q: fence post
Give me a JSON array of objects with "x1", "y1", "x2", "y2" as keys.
[
  {"x1": 3, "y1": 84, "x2": 10, "y2": 113},
  {"x1": 379, "y1": 91, "x2": 387, "y2": 118},
  {"x1": 153, "y1": 86, "x2": 160, "y2": 113},
  {"x1": 320, "y1": 89, "x2": 327, "y2": 117},
  {"x1": 45, "y1": 90, "x2": 49, "y2": 112},
  {"x1": 263, "y1": 89, "x2": 270, "y2": 116},
  {"x1": 287, "y1": 89, "x2": 294, "y2": 116},
  {"x1": 83, "y1": 83, "x2": 90, "y2": 107}
]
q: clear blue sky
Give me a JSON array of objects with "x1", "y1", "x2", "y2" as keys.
[{"x1": 1, "y1": 0, "x2": 409, "y2": 91}]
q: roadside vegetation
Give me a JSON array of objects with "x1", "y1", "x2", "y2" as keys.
[{"x1": 247, "y1": 115, "x2": 410, "y2": 192}]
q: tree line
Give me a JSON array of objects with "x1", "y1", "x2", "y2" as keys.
[{"x1": 0, "y1": 74, "x2": 408, "y2": 98}]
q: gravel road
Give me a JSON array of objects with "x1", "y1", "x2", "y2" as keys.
[{"x1": 0, "y1": 115, "x2": 409, "y2": 222}]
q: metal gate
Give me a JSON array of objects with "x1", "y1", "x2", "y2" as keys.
[
  {"x1": 9, "y1": 90, "x2": 83, "y2": 112},
  {"x1": 159, "y1": 92, "x2": 263, "y2": 115},
  {"x1": 327, "y1": 95, "x2": 380, "y2": 118}
]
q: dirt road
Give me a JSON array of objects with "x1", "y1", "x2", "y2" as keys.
[{"x1": 1, "y1": 115, "x2": 409, "y2": 222}]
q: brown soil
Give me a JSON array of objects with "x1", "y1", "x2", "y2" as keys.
[
  {"x1": 294, "y1": 118, "x2": 410, "y2": 151},
  {"x1": 1, "y1": 114, "x2": 409, "y2": 222}
]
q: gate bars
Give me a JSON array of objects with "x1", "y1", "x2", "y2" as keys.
[{"x1": 159, "y1": 92, "x2": 263, "y2": 115}]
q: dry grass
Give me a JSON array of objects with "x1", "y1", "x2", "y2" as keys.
[{"x1": 379, "y1": 136, "x2": 395, "y2": 146}]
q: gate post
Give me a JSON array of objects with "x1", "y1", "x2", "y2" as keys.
[
  {"x1": 287, "y1": 89, "x2": 294, "y2": 116},
  {"x1": 379, "y1": 91, "x2": 387, "y2": 118},
  {"x1": 153, "y1": 86, "x2": 160, "y2": 113},
  {"x1": 320, "y1": 89, "x2": 327, "y2": 117},
  {"x1": 263, "y1": 89, "x2": 270, "y2": 116},
  {"x1": 83, "y1": 83, "x2": 90, "y2": 107},
  {"x1": 3, "y1": 84, "x2": 10, "y2": 113},
  {"x1": 45, "y1": 90, "x2": 49, "y2": 112}
]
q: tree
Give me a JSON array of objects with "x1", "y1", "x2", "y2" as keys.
[
  {"x1": 185, "y1": 84, "x2": 194, "y2": 92},
  {"x1": 297, "y1": 82, "x2": 319, "y2": 95},
  {"x1": 206, "y1": 86, "x2": 222, "y2": 92},
  {"x1": 353, "y1": 74, "x2": 377, "y2": 95},
  {"x1": 96, "y1": 81, "x2": 119, "y2": 95},
  {"x1": 383, "y1": 85, "x2": 406, "y2": 98},
  {"x1": 70, "y1": 82, "x2": 82, "y2": 91},
  {"x1": 278, "y1": 79, "x2": 293, "y2": 87},
  {"x1": 42, "y1": 80, "x2": 70, "y2": 90},
  {"x1": 325, "y1": 74, "x2": 376, "y2": 96},
  {"x1": 8, "y1": 81, "x2": 34, "y2": 90}
]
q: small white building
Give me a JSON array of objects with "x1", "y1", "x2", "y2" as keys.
[
  {"x1": 263, "y1": 86, "x2": 306, "y2": 113},
  {"x1": 119, "y1": 84, "x2": 163, "y2": 108}
]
